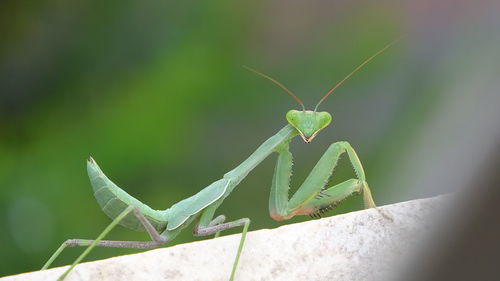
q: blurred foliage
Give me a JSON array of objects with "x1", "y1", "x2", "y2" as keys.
[{"x1": 2, "y1": 0, "x2": 499, "y2": 277}]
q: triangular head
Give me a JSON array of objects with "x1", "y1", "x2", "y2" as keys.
[{"x1": 286, "y1": 110, "x2": 332, "y2": 143}]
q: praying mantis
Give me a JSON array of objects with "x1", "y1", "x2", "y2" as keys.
[{"x1": 41, "y1": 40, "x2": 397, "y2": 281}]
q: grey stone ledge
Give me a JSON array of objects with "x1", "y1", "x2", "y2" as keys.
[{"x1": 1, "y1": 195, "x2": 451, "y2": 281}]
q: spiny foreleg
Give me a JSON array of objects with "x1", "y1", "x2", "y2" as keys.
[{"x1": 269, "y1": 140, "x2": 385, "y2": 221}]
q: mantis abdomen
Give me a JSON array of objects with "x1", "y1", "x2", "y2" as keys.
[{"x1": 87, "y1": 157, "x2": 168, "y2": 232}]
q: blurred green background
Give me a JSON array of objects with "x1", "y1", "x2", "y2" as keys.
[{"x1": 1, "y1": 0, "x2": 499, "y2": 277}]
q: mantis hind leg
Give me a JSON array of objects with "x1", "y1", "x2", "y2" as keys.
[
  {"x1": 42, "y1": 206, "x2": 169, "y2": 281},
  {"x1": 269, "y1": 140, "x2": 382, "y2": 221}
]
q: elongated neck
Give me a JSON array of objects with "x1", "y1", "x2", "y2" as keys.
[{"x1": 223, "y1": 125, "x2": 298, "y2": 185}]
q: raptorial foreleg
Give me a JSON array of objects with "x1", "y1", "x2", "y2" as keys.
[{"x1": 269, "y1": 140, "x2": 382, "y2": 221}]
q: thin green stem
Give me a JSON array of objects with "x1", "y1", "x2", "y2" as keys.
[
  {"x1": 41, "y1": 243, "x2": 67, "y2": 270},
  {"x1": 228, "y1": 220, "x2": 250, "y2": 281}
]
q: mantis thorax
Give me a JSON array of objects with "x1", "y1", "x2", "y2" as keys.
[{"x1": 286, "y1": 110, "x2": 332, "y2": 143}]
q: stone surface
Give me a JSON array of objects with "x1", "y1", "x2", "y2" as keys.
[{"x1": 1, "y1": 196, "x2": 450, "y2": 281}]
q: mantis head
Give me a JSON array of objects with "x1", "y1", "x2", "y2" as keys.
[
  {"x1": 286, "y1": 110, "x2": 332, "y2": 143},
  {"x1": 244, "y1": 38, "x2": 400, "y2": 143}
]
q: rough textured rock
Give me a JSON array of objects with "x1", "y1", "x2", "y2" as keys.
[{"x1": 1, "y1": 196, "x2": 450, "y2": 281}]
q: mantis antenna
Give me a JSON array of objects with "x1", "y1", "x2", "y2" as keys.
[
  {"x1": 244, "y1": 65, "x2": 306, "y2": 111},
  {"x1": 314, "y1": 38, "x2": 402, "y2": 111}
]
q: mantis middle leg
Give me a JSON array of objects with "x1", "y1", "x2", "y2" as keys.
[
  {"x1": 192, "y1": 202, "x2": 251, "y2": 281},
  {"x1": 269, "y1": 140, "x2": 381, "y2": 221}
]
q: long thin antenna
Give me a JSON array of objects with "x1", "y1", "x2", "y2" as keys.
[
  {"x1": 314, "y1": 38, "x2": 401, "y2": 111},
  {"x1": 244, "y1": 65, "x2": 305, "y2": 111}
]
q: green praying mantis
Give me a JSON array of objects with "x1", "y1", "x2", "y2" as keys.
[{"x1": 41, "y1": 40, "x2": 397, "y2": 281}]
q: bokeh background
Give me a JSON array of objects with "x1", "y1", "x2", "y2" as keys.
[{"x1": 1, "y1": 0, "x2": 499, "y2": 277}]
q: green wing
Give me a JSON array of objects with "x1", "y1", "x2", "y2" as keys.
[{"x1": 166, "y1": 178, "x2": 231, "y2": 231}]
